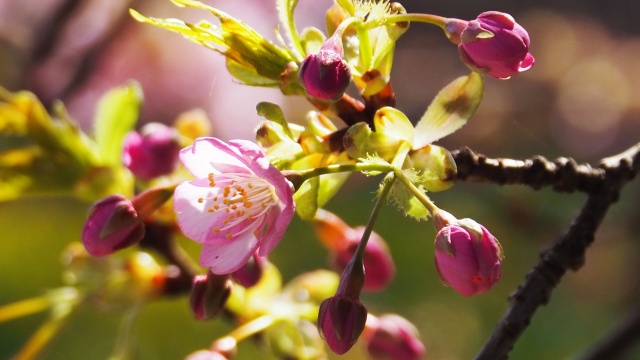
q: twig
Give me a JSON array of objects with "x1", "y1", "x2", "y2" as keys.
[
  {"x1": 451, "y1": 147, "x2": 601, "y2": 193},
  {"x1": 578, "y1": 304, "x2": 640, "y2": 360},
  {"x1": 473, "y1": 143, "x2": 640, "y2": 360}
]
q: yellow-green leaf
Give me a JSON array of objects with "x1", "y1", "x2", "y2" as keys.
[{"x1": 413, "y1": 72, "x2": 484, "y2": 148}]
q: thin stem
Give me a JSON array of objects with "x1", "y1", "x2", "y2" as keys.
[
  {"x1": 365, "y1": 13, "x2": 449, "y2": 30},
  {"x1": 393, "y1": 169, "x2": 439, "y2": 215},
  {"x1": 0, "y1": 296, "x2": 52, "y2": 323},
  {"x1": 354, "y1": 173, "x2": 395, "y2": 263},
  {"x1": 295, "y1": 162, "x2": 395, "y2": 183},
  {"x1": 227, "y1": 315, "x2": 276, "y2": 342}
]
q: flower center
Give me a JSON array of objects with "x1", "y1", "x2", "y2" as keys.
[{"x1": 198, "y1": 172, "x2": 279, "y2": 240}]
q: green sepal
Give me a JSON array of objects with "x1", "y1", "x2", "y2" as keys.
[
  {"x1": 413, "y1": 72, "x2": 484, "y2": 148},
  {"x1": 93, "y1": 81, "x2": 142, "y2": 167}
]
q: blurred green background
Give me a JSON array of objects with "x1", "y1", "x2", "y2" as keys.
[{"x1": 1, "y1": 0, "x2": 640, "y2": 359}]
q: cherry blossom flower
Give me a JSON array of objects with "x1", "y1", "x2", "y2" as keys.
[{"x1": 174, "y1": 137, "x2": 295, "y2": 274}]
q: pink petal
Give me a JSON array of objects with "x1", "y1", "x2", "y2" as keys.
[
  {"x1": 200, "y1": 224, "x2": 261, "y2": 274},
  {"x1": 174, "y1": 179, "x2": 230, "y2": 243},
  {"x1": 180, "y1": 138, "x2": 251, "y2": 178},
  {"x1": 258, "y1": 200, "x2": 295, "y2": 256}
]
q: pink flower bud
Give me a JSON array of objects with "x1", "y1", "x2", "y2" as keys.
[
  {"x1": 313, "y1": 210, "x2": 396, "y2": 292},
  {"x1": 457, "y1": 11, "x2": 534, "y2": 79},
  {"x1": 318, "y1": 295, "x2": 368, "y2": 355},
  {"x1": 82, "y1": 195, "x2": 145, "y2": 256},
  {"x1": 363, "y1": 314, "x2": 426, "y2": 360},
  {"x1": 434, "y1": 214, "x2": 503, "y2": 296},
  {"x1": 190, "y1": 271, "x2": 233, "y2": 320},
  {"x1": 122, "y1": 122, "x2": 181, "y2": 180},
  {"x1": 298, "y1": 35, "x2": 351, "y2": 101},
  {"x1": 231, "y1": 252, "x2": 266, "y2": 288},
  {"x1": 333, "y1": 227, "x2": 395, "y2": 292}
]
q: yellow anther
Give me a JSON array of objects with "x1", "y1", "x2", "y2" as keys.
[{"x1": 198, "y1": 198, "x2": 204, "y2": 203}]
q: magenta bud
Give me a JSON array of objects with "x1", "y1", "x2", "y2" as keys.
[
  {"x1": 363, "y1": 314, "x2": 426, "y2": 360},
  {"x1": 314, "y1": 210, "x2": 396, "y2": 292},
  {"x1": 231, "y1": 252, "x2": 266, "y2": 288},
  {"x1": 298, "y1": 35, "x2": 351, "y2": 101},
  {"x1": 434, "y1": 217, "x2": 503, "y2": 296},
  {"x1": 122, "y1": 122, "x2": 181, "y2": 180},
  {"x1": 318, "y1": 295, "x2": 368, "y2": 355},
  {"x1": 190, "y1": 271, "x2": 233, "y2": 320},
  {"x1": 82, "y1": 195, "x2": 145, "y2": 256},
  {"x1": 457, "y1": 11, "x2": 534, "y2": 79},
  {"x1": 333, "y1": 227, "x2": 396, "y2": 292}
]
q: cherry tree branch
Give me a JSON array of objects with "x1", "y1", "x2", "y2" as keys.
[{"x1": 468, "y1": 143, "x2": 640, "y2": 360}]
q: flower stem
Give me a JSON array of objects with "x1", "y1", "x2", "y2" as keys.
[
  {"x1": 0, "y1": 296, "x2": 51, "y2": 323},
  {"x1": 392, "y1": 168, "x2": 439, "y2": 215},
  {"x1": 353, "y1": 173, "x2": 395, "y2": 263},
  {"x1": 372, "y1": 13, "x2": 449, "y2": 30},
  {"x1": 227, "y1": 315, "x2": 276, "y2": 342},
  {"x1": 293, "y1": 162, "x2": 395, "y2": 184}
]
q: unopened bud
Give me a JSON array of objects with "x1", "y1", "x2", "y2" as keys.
[
  {"x1": 299, "y1": 35, "x2": 351, "y2": 101},
  {"x1": 363, "y1": 314, "x2": 426, "y2": 360},
  {"x1": 82, "y1": 195, "x2": 145, "y2": 256},
  {"x1": 313, "y1": 210, "x2": 395, "y2": 292},
  {"x1": 122, "y1": 122, "x2": 181, "y2": 180},
  {"x1": 434, "y1": 214, "x2": 504, "y2": 296},
  {"x1": 318, "y1": 295, "x2": 368, "y2": 355},
  {"x1": 454, "y1": 11, "x2": 535, "y2": 79},
  {"x1": 190, "y1": 271, "x2": 233, "y2": 320},
  {"x1": 231, "y1": 253, "x2": 266, "y2": 288}
]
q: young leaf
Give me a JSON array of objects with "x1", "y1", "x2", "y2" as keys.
[
  {"x1": 276, "y1": 0, "x2": 304, "y2": 58},
  {"x1": 388, "y1": 179, "x2": 430, "y2": 221},
  {"x1": 93, "y1": 82, "x2": 142, "y2": 166},
  {"x1": 293, "y1": 177, "x2": 319, "y2": 220},
  {"x1": 413, "y1": 72, "x2": 484, "y2": 148},
  {"x1": 256, "y1": 102, "x2": 294, "y2": 139}
]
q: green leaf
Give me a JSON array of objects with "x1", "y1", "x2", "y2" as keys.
[
  {"x1": 293, "y1": 177, "x2": 319, "y2": 220},
  {"x1": 373, "y1": 106, "x2": 414, "y2": 144},
  {"x1": 256, "y1": 102, "x2": 293, "y2": 139},
  {"x1": 276, "y1": 0, "x2": 304, "y2": 58},
  {"x1": 413, "y1": 72, "x2": 484, "y2": 148},
  {"x1": 93, "y1": 82, "x2": 142, "y2": 166}
]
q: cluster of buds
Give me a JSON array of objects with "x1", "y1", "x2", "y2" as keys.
[{"x1": 71, "y1": 1, "x2": 535, "y2": 358}]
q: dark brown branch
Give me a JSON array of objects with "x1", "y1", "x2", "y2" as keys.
[
  {"x1": 474, "y1": 143, "x2": 640, "y2": 360},
  {"x1": 578, "y1": 304, "x2": 640, "y2": 360},
  {"x1": 451, "y1": 144, "x2": 640, "y2": 194}
]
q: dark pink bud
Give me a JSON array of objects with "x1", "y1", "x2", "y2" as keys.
[
  {"x1": 363, "y1": 314, "x2": 426, "y2": 360},
  {"x1": 298, "y1": 35, "x2": 351, "y2": 101},
  {"x1": 231, "y1": 252, "x2": 266, "y2": 288},
  {"x1": 318, "y1": 295, "x2": 368, "y2": 355},
  {"x1": 457, "y1": 11, "x2": 534, "y2": 79},
  {"x1": 333, "y1": 227, "x2": 395, "y2": 292},
  {"x1": 190, "y1": 271, "x2": 232, "y2": 320},
  {"x1": 82, "y1": 195, "x2": 145, "y2": 256},
  {"x1": 313, "y1": 210, "x2": 396, "y2": 292},
  {"x1": 122, "y1": 122, "x2": 181, "y2": 180},
  {"x1": 434, "y1": 215, "x2": 503, "y2": 296}
]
